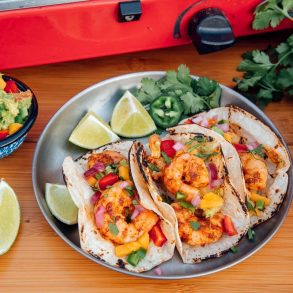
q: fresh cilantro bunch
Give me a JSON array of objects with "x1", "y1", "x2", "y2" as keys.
[
  {"x1": 134, "y1": 64, "x2": 221, "y2": 115},
  {"x1": 233, "y1": 34, "x2": 293, "y2": 108},
  {"x1": 253, "y1": 0, "x2": 293, "y2": 30}
]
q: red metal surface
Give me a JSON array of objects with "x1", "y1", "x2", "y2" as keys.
[{"x1": 0, "y1": 0, "x2": 292, "y2": 69}]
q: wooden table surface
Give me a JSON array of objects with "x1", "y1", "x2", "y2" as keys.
[{"x1": 1, "y1": 32, "x2": 292, "y2": 292}]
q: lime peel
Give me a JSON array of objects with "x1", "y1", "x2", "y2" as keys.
[
  {"x1": 45, "y1": 183, "x2": 78, "y2": 225},
  {"x1": 69, "y1": 111, "x2": 120, "y2": 149},
  {"x1": 111, "y1": 91, "x2": 156, "y2": 138},
  {"x1": 0, "y1": 179, "x2": 21, "y2": 255}
]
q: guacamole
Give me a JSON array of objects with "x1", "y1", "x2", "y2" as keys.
[{"x1": 0, "y1": 89, "x2": 32, "y2": 131}]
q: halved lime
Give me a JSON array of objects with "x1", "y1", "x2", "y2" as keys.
[
  {"x1": 111, "y1": 91, "x2": 157, "y2": 137},
  {"x1": 69, "y1": 112, "x2": 120, "y2": 149},
  {"x1": 0, "y1": 179, "x2": 20, "y2": 255},
  {"x1": 45, "y1": 183, "x2": 78, "y2": 225}
]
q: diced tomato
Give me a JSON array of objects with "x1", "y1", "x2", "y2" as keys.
[
  {"x1": 0, "y1": 130, "x2": 9, "y2": 141},
  {"x1": 149, "y1": 222, "x2": 167, "y2": 247},
  {"x1": 223, "y1": 215, "x2": 237, "y2": 236},
  {"x1": 161, "y1": 139, "x2": 176, "y2": 157},
  {"x1": 98, "y1": 173, "x2": 119, "y2": 190},
  {"x1": 4, "y1": 80, "x2": 19, "y2": 93},
  {"x1": 233, "y1": 143, "x2": 248, "y2": 153},
  {"x1": 185, "y1": 119, "x2": 193, "y2": 125}
]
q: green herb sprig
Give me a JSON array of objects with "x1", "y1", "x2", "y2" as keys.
[
  {"x1": 135, "y1": 64, "x2": 221, "y2": 119},
  {"x1": 252, "y1": 0, "x2": 293, "y2": 30},
  {"x1": 233, "y1": 34, "x2": 293, "y2": 109}
]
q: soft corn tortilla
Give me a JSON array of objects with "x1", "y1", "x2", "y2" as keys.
[
  {"x1": 135, "y1": 131, "x2": 250, "y2": 263},
  {"x1": 181, "y1": 105, "x2": 291, "y2": 227},
  {"x1": 62, "y1": 141, "x2": 175, "y2": 272}
]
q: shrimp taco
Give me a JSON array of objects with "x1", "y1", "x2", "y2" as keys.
[
  {"x1": 136, "y1": 131, "x2": 250, "y2": 263},
  {"x1": 62, "y1": 141, "x2": 175, "y2": 272},
  {"x1": 181, "y1": 105, "x2": 291, "y2": 226}
]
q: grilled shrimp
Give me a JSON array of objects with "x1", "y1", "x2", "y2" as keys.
[
  {"x1": 88, "y1": 151, "x2": 125, "y2": 168},
  {"x1": 95, "y1": 181, "x2": 158, "y2": 245},
  {"x1": 147, "y1": 156, "x2": 166, "y2": 180},
  {"x1": 240, "y1": 152, "x2": 268, "y2": 191},
  {"x1": 172, "y1": 203, "x2": 223, "y2": 246},
  {"x1": 149, "y1": 134, "x2": 161, "y2": 158},
  {"x1": 163, "y1": 153, "x2": 209, "y2": 199},
  {"x1": 132, "y1": 210, "x2": 159, "y2": 233}
]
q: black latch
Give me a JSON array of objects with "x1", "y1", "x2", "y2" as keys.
[{"x1": 118, "y1": 1, "x2": 142, "y2": 22}]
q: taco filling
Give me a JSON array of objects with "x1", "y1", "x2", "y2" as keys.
[
  {"x1": 184, "y1": 111, "x2": 285, "y2": 220},
  {"x1": 81, "y1": 150, "x2": 168, "y2": 266},
  {"x1": 145, "y1": 134, "x2": 239, "y2": 247}
]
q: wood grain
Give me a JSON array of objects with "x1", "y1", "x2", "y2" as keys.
[{"x1": 1, "y1": 32, "x2": 292, "y2": 293}]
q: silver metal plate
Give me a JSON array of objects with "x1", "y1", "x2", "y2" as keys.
[{"x1": 32, "y1": 72, "x2": 292, "y2": 279}]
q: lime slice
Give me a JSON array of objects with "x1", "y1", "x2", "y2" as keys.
[
  {"x1": 111, "y1": 91, "x2": 157, "y2": 137},
  {"x1": 69, "y1": 112, "x2": 120, "y2": 149},
  {"x1": 0, "y1": 179, "x2": 20, "y2": 255},
  {"x1": 45, "y1": 183, "x2": 78, "y2": 225}
]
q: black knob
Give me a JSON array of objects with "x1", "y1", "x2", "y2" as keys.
[{"x1": 188, "y1": 8, "x2": 235, "y2": 54}]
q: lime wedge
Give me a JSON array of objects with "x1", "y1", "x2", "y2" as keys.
[
  {"x1": 111, "y1": 91, "x2": 156, "y2": 138},
  {"x1": 69, "y1": 112, "x2": 120, "y2": 149},
  {"x1": 45, "y1": 183, "x2": 78, "y2": 225},
  {"x1": 0, "y1": 179, "x2": 20, "y2": 255}
]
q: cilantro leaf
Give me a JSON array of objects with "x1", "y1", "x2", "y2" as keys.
[
  {"x1": 192, "y1": 77, "x2": 218, "y2": 96},
  {"x1": 249, "y1": 144, "x2": 265, "y2": 158},
  {"x1": 190, "y1": 221, "x2": 200, "y2": 231},
  {"x1": 234, "y1": 33, "x2": 293, "y2": 109},
  {"x1": 179, "y1": 92, "x2": 206, "y2": 114},
  {"x1": 108, "y1": 223, "x2": 119, "y2": 236},
  {"x1": 252, "y1": 0, "x2": 293, "y2": 30},
  {"x1": 177, "y1": 64, "x2": 192, "y2": 86}
]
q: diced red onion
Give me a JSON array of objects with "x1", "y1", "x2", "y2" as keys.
[
  {"x1": 246, "y1": 142, "x2": 259, "y2": 151},
  {"x1": 210, "y1": 178, "x2": 224, "y2": 189},
  {"x1": 216, "y1": 123, "x2": 229, "y2": 132},
  {"x1": 191, "y1": 115, "x2": 203, "y2": 124},
  {"x1": 95, "y1": 206, "x2": 106, "y2": 228},
  {"x1": 92, "y1": 162, "x2": 105, "y2": 172},
  {"x1": 119, "y1": 181, "x2": 129, "y2": 189},
  {"x1": 173, "y1": 142, "x2": 185, "y2": 152},
  {"x1": 131, "y1": 205, "x2": 145, "y2": 220},
  {"x1": 191, "y1": 195, "x2": 201, "y2": 207},
  {"x1": 84, "y1": 167, "x2": 97, "y2": 178},
  {"x1": 154, "y1": 267, "x2": 163, "y2": 276},
  {"x1": 207, "y1": 163, "x2": 218, "y2": 181},
  {"x1": 91, "y1": 191, "x2": 101, "y2": 205},
  {"x1": 201, "y1": 117, "x2": 209, "y2": 127}
]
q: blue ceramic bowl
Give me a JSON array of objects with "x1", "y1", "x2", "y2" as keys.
[{"x1": 0, "y1": 75, "x2": 38, "y2": 159}]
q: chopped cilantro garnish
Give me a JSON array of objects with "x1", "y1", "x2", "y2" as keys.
[
  {"x1": 246, "y1": 200, "x2": 255, "y2": 211},
  {"x1": 230, "y1": 247, "x2": 238, "y2": 253},
  {"x1": 218, "y1": 119, "x2": 228, "y2": 124},
  {"x1": 119, "y1": 159, "x2": 128, "y2": 166},
  {"x1": 148, "y1": 163, "x2": 160, "y2": 172},
  {"x1": 108, "y1": 222, "x2": 119, "y2": 236},
  {"x1": 179, "y1": 201, "x2": 195, "y2": 212},
  {"x1": 211, "y1": 126, "x2": 224, "y2": 136},
  {"x1": 176, "y1": 192, "x2": 186, "y2": 200},
  {"x1": 250, "y1": 144, "x2": 265, "y2": 158},
  {"x1": 247, "y1": 228, "x2": 255, "y2": 241},
  {"x1": 161, "y1": 151, "x2": 171, "y2": 164},
  {"x1": 185, "y1": 136, "x2": 205, "y2": 145},
  {"x1": 95, "y1": 173, "x2": 103, "y2": 180},
  {"x1": 132, "y1": 199, "x2": 139, "y2": 205},
  {"x1": 125, "y1": 186, "x2": 134, "y2": 196},
  {"x1": 190, "y1": 221, "x2": 200, "y2": 231},
  {"x1": 195, "y1": 152, "x2": 219, "y2": 159},
  {"x1": 256, "y1": 200, "x2": 265, "y2": 211}
]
